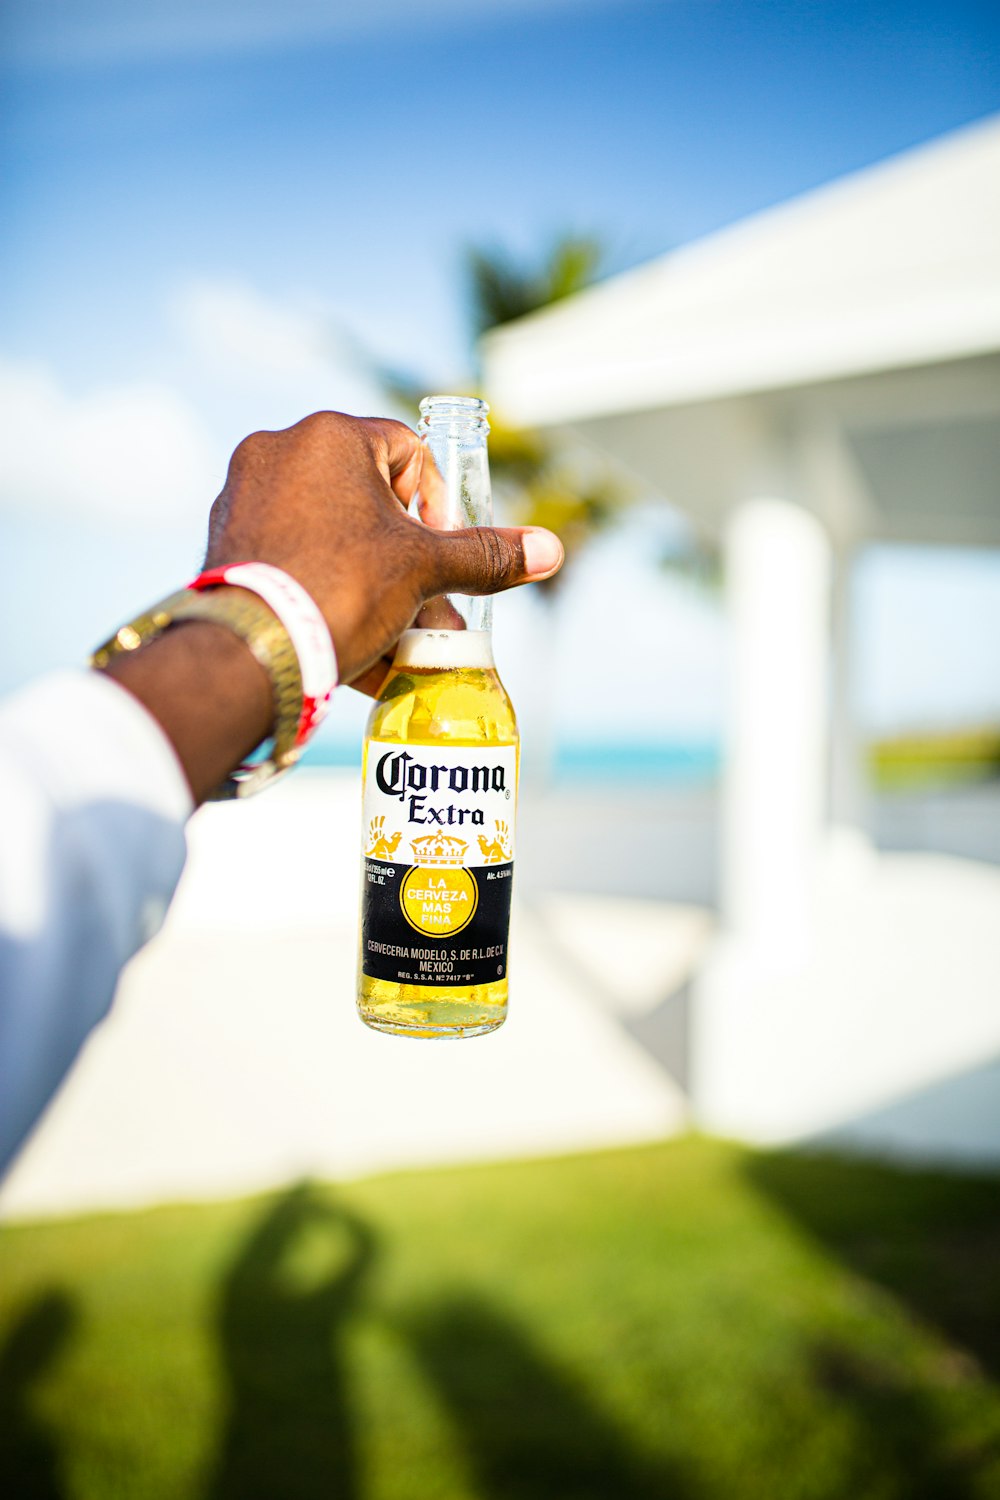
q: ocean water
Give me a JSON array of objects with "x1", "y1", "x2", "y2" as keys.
[
  {"x1": 302, "y1": 738, "x2": 721, "y2": 785},
  {"x1": 553, "y1": 741, "x2": 720, "y2": 783}
]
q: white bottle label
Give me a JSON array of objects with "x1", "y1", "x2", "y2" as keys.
[{"x1": 360, "y1": 741, "x2": 516, "y2": 986}]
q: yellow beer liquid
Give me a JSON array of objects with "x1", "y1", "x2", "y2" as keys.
[{"x1": 357, "y1": 630, "x2": 518, "y2": 1038}]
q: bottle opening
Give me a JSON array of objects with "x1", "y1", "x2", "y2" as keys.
[{"x1": 418, "y1": 394, "x2": 490, "y2": 434}]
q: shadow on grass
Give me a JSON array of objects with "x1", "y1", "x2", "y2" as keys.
[
  {"x1": 206, "y1": 1182, "x2": 376, "y2": 1500},
  {"x1": 745, "y1": 1150, "x2": 1000, "y2": 1495},
  {"x1": 807, "y1": 1338, "x2": 994, "y2": 1499},
  {"x1": 0, "y1": 1289, "x2": 76, "y2": 1500},
  {"x1": 401, "y1": 1295, "x2": 697, "y2": 1500},
  {"x1": 205, "y1": 1182, "x2": 698, "y2": 1500},
  {"x1": 743, "y1": 1150, "x2": 1000, "y2": 1378}
]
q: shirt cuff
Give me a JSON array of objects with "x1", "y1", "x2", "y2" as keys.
[{"x1": 0, "y1": 669, "x2": 194, "y2": 824}]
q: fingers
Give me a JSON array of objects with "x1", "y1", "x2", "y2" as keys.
[
  {"x1": 409, "y1": 447, "x2": 449, "y2": 528},
  {"x1": 361, "y1": 417, "x2": 423, "y2": 510},
  {"x1": 413, "y1": 596, "x2": 468, "y2": 630},
  {"x1": 425, "y1": 525, "x2": 564, "y2": 597},
  {"x1": 346, "y1": 654, "x2": 395, "y2": 699}
]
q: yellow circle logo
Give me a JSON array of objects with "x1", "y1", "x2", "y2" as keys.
[{"x1": 399, "y1": 864, "x2": 478, "y2": 938}]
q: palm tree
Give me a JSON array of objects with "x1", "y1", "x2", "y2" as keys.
[
  {"x1": 466, "y1": 235, "x2": 604, "y2": 338},
  {"x1": 380, "y1": 236, "x2": 634, "y2": 589},
  {"x1": 377, "y1": 235, "x2": 722, "y2": 588},
  {"x1": 472, "y1": 237, "x2": 635, "y2": 587}
]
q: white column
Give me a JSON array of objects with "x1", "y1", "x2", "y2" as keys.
[
  {"x1": 829, "y1": 544, "x2": 867, "y2": 832},
  {"x1": 722, "y1": 499, "x2": 831, "y2": 962}
]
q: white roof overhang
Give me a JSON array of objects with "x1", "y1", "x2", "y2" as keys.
[{"x1": 482, "y1": 116, "x2": 1000, "y2": 545}]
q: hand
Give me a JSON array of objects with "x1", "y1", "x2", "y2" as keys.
[
  {"x1": 205, "y1": 411, "x2": 564, "y2": 691},
  {"x1": 102, "y1": 410, "x2": 562, "y2": 806}
]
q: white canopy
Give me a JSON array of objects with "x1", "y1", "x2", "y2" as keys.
[
  {"x1": 485, "y1": 117, "x2": 1000, "y2": 1162},
  {"x1": 484, "y1": 114, "x2": 1000, "y2": 545}
]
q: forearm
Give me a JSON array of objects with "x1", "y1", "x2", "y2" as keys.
[
  {"x1": 0, "y1": 621, "x2": 271, "y2": 1172},
  {"x1": 0, "y1": 671, "x2": 192, "y2": 1173},
  {"x1": 99, "y1": 615, "x2": 274, "y2": 806}
]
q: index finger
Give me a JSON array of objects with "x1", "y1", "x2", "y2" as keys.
[
  {"x1": 408, "y1": 446, "x2": 451, "y2": 530},
  {"x1": 362, "y1": 417, "x2": 423, "y2": 509}
]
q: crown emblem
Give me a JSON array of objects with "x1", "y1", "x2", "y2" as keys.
[{"x1": 409, "y1": 833, "x2": 468, "y2": 865}]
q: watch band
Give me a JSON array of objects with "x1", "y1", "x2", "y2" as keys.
[{"x1": 92, "y1": 584, "x2": 306, "y2": 800}]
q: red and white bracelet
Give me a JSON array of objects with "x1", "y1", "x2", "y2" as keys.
[
  {"x1": 188, "y1": 562, "x2": 338, "y2": 798},
  {"x1": 190, "y1": 563, "x2": 338, "y2": 750}
]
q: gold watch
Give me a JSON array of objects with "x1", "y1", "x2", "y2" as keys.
[{"x1": 91, "y1": 585, "x2": 304, "y2": 800}]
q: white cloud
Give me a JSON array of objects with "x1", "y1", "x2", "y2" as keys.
[
  {"x1": 0, "y1": 279, "x2": 407, "y2": 526},
  {"x1": 171, "y1": 277, "x2": 400, "y2": 422},
  {"x1": 0, "y1": 359, "x2": 222, "y2": 525},
  {"x1": 175, "y1": 279, "x2": 348, "y2": 381}
]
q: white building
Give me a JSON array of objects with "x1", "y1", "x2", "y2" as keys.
[{"x1": 484, "y1": 115, "x2": 1000, "y2": 1165}]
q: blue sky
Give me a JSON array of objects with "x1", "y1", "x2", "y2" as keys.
[
  {"x1": 4, "y1": 0, "x2": 1000, "y2": 381},
  {"x1": 2, "y1": 0, "x2": 999, "y2": 737}
]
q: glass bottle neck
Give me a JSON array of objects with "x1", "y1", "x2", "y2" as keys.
[{"x1": 411, "y1": 395, "x2": 494, "y2": 641}]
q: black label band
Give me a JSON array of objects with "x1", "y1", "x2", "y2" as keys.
[{"x1": 361, "y1": 859, "x2": 513, "y2": 987}]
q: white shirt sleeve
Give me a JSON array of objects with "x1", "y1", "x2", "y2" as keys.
[{"x1": 0, "y1": 669, "x2": 193, "y2": 1174}]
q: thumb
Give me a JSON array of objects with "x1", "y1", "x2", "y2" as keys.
[{"x1": 427, "y1": 525, "x2": 564, "y2": 597}]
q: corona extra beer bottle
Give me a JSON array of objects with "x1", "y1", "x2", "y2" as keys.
[{"x1": 357, "y1": 395, "x2": 517, "y2": 1037}]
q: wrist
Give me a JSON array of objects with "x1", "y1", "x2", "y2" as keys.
[
  {"x1": 99, "y1": 615, "x2": 274, "y2": 806},
  {"x1": 92, "y1": 565, "x2": 337, "y2": 802},
  {"x1": 190, "y1": 562, "x2": 336, "y2": 753}
]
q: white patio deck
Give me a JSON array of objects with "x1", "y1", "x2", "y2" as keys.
[{"x1": 0, "y1": 772, "x2": 701, "y2": 1220}]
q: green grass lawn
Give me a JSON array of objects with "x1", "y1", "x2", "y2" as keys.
[
  {"x1": 869, "y1": 726, "x2": 1000, "y2": 790},
  {"x1": 2, "y1": 1137, "x2": 999, "y2": 1500}
]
